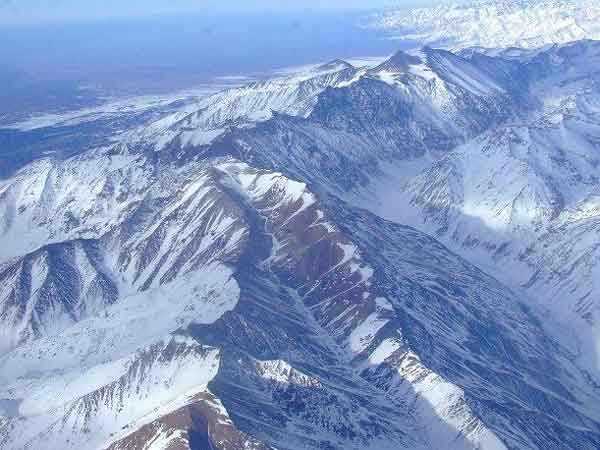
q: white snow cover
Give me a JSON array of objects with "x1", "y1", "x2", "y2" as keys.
[
  {"x1": 371, "y1": 0, "x2": 600, "y2": 50},
  {"x1": 344, "y1": 41, "x2": 600, "y2": 376},
  {"x1": 0, "y1": 148, "x2": 255, "y2": 449},
  {"x1": 4, "y1": 34, "x2": 600, "y2": 449},
  {"x1": 1, "y1": 87, "x2": 224, "y2": 131},
  {"x1": 126, "y1": 59, "x2": 360, "y2": 152},
  {"x1": 365, "y1": 338, "x2": 508, "y2": 450},
  {"x1": 348, "y1": 297, "x2": 392, "y2": 354}
]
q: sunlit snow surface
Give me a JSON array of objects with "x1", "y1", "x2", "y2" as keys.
[{"x1": 371, "y1": 0, "x2": 600, "y2": 50}]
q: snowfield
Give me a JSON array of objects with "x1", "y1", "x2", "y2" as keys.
[{"x1": 371, "y1": 0, "x2": 600, "y2": 50}]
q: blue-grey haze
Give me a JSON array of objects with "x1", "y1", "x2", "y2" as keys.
[
  {"x1": 0, "y1": 9, "x2": 414, "y2": 119},
  {"x1": 0, "y1": 1, "x2": 441, "y2": 25}
]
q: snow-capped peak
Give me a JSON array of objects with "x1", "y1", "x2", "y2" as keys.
[
  {"x1": 371, "y1": 0, "x2": 600, "y2": 50},
  {"x1": 314, "y1": 58, "x2": 355, "y2": 73},
  {"x1": 369, "y1": 50, "x2": 422, "y2": 73}
]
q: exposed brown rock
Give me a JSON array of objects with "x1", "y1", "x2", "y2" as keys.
[{"x1": 105, "y1": 392, "x2": 271, "y2": 450}]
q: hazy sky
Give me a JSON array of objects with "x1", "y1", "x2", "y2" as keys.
[
  {"x1": 0, "y1": 1, "x2": 434, "y2": 115},
  {"x1": 0, "y1": 0, "x2": 439, "y2": 25}
]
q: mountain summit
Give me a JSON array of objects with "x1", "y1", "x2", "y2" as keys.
[{"x1": 370, "y1": 50, "x2": 422, "y2": 73}]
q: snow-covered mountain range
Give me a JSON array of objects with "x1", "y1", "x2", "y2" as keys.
[
  {"x1": 3, "y1": 23, "x2": 600, "y2": 450},
  {"x1": 371, "y1": 0, "x2": 600, "y2": 50}
]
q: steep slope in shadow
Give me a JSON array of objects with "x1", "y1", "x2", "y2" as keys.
[
  {"x1": 189, "y1": 163, "x2": 475, "y2": 450},
  {"x1": 189, "y1": 161, "x2": 600, "y2": 449}
]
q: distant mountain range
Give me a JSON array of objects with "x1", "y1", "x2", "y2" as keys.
[
  {"x1": 371, "y1": 0, "x2": 600, "y2": 49},
  {"x1": 2, "y1": 12, "x2": 600, "y2": 450}
]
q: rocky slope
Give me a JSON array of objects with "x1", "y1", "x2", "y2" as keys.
[
  {"x1": 2, "y1": 145, "x2": 599, "y2": 449},
  {"x1": 2, "y1": 38, "x2": 600, "y2": 449},
  {"x1": 379, "y1": 42, "x2": 600, "y2": 341}
]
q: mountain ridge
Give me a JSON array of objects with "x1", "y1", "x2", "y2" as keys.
[
  {"x1": 371, "y1": 0, "x2": 600, "y2": 50},
  {"x1": 3, "y1": 36, "x2": 600, "y2": 449}
]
